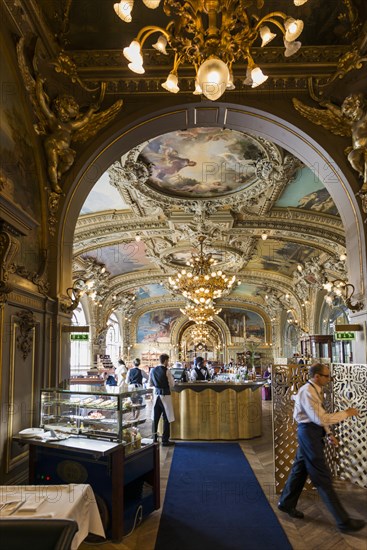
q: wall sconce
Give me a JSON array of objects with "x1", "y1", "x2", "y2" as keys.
[
  {"x1": 60, "y1": 278, "x2": 89, "y2": 313},
  {"x1": 323, "y1": 279, "x2": 364, "y2": 312}
]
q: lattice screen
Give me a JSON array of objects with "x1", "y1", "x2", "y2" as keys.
[
  {"x1": 332, "y1": 363, "x2": 367, "y2": 488},
  {"x1": 271, "y1": 364, "x2": 363, "y2": 494}
]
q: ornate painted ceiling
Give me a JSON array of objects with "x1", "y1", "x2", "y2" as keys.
[{"x1": 73, "y1": 126, "x2": 347, "y2": 327}]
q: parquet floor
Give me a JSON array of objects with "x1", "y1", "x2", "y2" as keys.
[{"x1": 80, "y1": 402, "x2": 367, "y2": 550}]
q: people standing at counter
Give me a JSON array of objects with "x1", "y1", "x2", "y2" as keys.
[
  {"x1": 149, "y1": 353, "x2": 175, "y2": 447},
  {"x1": 126, "y1": 358, "x2": 149, "y2": 387},
  {"x1": 278, "y1": 363, "x2": 364, "y2": 533},
  {"x1": 190, "y1": 356, "x2": 210, "y2": 381}
]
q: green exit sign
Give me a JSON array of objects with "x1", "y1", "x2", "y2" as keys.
[
  {"x1": 334, "y1": 332, "x2": 355, "y2": 341},
  {"x1": 71, "y1": 334, "x2": 89, "y2": 341}
]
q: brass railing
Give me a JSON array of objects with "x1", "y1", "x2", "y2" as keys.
[{"x1": 273, "y1": 363, "x2": 367, "y2": 493}]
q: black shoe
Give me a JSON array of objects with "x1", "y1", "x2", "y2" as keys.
[
  {"x1": 339, "y1": 519, "x2": 366, "y2": 533},
  {"x1": 277, "y1": 503, "x2": 304, "y2": 519},
  {"x1": 162, "y1": 441, "x2": 175, "y2": 447}
]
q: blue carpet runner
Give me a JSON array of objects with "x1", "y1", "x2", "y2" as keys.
[{"x1": 155, "y1": 442, "x2": 292, "y2": 550}]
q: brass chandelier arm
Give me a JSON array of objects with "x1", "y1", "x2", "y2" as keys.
[{"x1": 136, "y1": 25, "x2": 171, "y2": 45}]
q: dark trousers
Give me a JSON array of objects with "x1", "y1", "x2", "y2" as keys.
[
  {"x1": 153, "y1": 396, "x2": 170, "y2": 443},
  {"x1": 279, "y1": 423, "x2": 349, "y2": 527}
]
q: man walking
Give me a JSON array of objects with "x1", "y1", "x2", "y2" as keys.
[
  {"x1": 149, "y1": 353, "x2": 175, "y2": 447},
  {"x1": 278, "y1": 363, "x2": 365, "y2": 533}
]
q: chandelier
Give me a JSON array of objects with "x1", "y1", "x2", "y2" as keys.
[
  {"x1": 168, "y1": 237, "x2": 237, "y2": 304},
  {"x1": 190, "y1": 325, "x2": 211, "y2": 344},
  {"x1": 114, "y1": 0, "x2": 308, "y2": 101},
  {"x1": 180, "y1": 303, "x2": 222, "y2": 324},
  {"x1": 323, "y1": 279, "x2": 364, "y2": 312}
]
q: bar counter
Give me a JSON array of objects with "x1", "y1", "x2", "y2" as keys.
[{"x1": 170, "y1": 381, "x2": 265, "y2": 440}]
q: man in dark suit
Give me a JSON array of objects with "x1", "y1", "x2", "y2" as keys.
[{"x1": 149, "y1": 353, "x2": 175, "y2": 447}]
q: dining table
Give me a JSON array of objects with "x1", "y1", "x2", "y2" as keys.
[{"x1": 0, "y1": 483, "x2": 105, "y2": 549}]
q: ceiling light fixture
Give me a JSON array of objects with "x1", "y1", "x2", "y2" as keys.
[
  {"x1": 180, "y1": 303, "x2": 222, "y2": 324},
  {"x1": 114, "y1": 0, "x2": 307, "y2": 101},
  {"x1": 168, "y1": 236, "x2": 236, "y2": 304},
  {"x1": 323, "y1": 279, "x2": 364, "y2": 312}
]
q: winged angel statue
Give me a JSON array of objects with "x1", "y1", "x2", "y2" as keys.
[
  {"x1": 17, "y1": 38, "x2": 123, "y2": 194},
  {"x1": 293, "y1": 94, "x2": 367, "y2": 210}
]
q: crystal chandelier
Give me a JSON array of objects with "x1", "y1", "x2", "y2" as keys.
[
  {"x1": 114, "y1": 0, "x2": 308, "y2": 101},
  {"x1": 190, "y1": 325, "x2": 211, "y2": 344},
  {"x1": 168, "y1": 237, "x2": 237, "y2": 304},
  {"x1": 180, "y1": 303, "x2": 222, "y2": 324}
]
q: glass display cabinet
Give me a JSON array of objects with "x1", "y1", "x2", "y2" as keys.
[
  {"x1": 17, "y1": 384, "x2": 159, "y2": 541},
  {"x1": 40, "y1": 385, "x2": 153, "y2": 450}
]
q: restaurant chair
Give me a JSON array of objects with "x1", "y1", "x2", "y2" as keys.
[{"x1": 0, "y1": 518, "x2": 78, "y2": 550}]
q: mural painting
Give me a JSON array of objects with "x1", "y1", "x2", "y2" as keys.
[
  {"x1": 275, "y1": 167, "x2": 339, "y2": 216},
  {"x1": 81, "y1": 241, "x2": 155, "y2": 276},
  {"x1": 80, "y1": 172, "x2": 128, "y2": 214},
  {"x1": 137, "y1": 309, "x2": 181, "y2": 343},
  {"x1": 138, "y1": 127, "x2": 266, "y2": 198},
  {"x1": 136, "y1": 284, "x2": 170, "y2": 300},
  {"x1": 246, "y1": 239, "x2": 316, "y2": 276},
  {"x1": 219, "y1": 308, "x2": 265, "y2": 340},
  {"x1": 232, "y1": 283, "x2": 259, "y2": 297}
]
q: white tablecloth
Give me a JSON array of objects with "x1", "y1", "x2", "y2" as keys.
[{"x1": 0, "y1": 484, "x2": 105, "y2": 549}]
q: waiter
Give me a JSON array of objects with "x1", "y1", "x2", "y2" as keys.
[
  {"x1": 278, "y1": 363, "x2": 364, "y2": 533},
  {"x1": 190, "y1": 356, "x2": 210, "y2": 380},
  {"x1": 149, "y1": 353, "x2": 175, "y2": 447}
]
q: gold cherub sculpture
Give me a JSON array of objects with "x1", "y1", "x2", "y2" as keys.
[
  {"x1": 17, "y1": 38, "x2": 123, "y2": 194},
  {"x1": 293, "y1": 93, "x2": 367, "y2": 196}
]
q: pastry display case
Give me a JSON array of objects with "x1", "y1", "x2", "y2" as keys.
[{"x1": 40, "y1": 385, "x2": 153, "y2": 449}]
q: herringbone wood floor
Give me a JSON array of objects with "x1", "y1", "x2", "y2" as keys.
[{"x1": 80, "y1": 402, "x2": 367, "y2": 550}]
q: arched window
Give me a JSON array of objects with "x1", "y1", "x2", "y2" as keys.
[
  {"x1": 319, "y1": 300, "x2": 349, "y2": 335},
  {"x1": 106, "y1": 313, "x2": 122, "y2": 365},
  {"x1": 70, "y1": 304, "x2": 90, "y2": 374}
]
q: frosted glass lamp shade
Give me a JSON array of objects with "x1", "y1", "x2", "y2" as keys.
[
  {"x1": 162, "y1": 73, "x2": 180, "y2": 93},
  {"x1": 114, "y1": 0, "x2": 134, "y2": 22},
  {"x1": 284, "y1": 38, "x2": 302, "y2": 57},
  {"x1": 260, "y1": 26, "x2": 276, "y2": 47},
  {"x1": 284, "y1": 18, "x2": 304, "y2": 41},
  {"x1": 251, "y1": 66, "x2": 268, "y2": 87},
  {"x1": 123, "y1": 41, "x2": 142, "y2": 62},
  {"x1": 197, "y1": 57, "x2": 229, "y2": 101},
  {"x1": 152, "y1": 35, "x2": 168, "y2": 54},
  {"x1": 128, "y1": 62, "x2": 145, "y2": 74}
]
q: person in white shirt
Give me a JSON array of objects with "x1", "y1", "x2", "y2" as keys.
[
  {"x1": 190, "y1": 356, "x2": 210, "y2": 381},
  {"x1": 115, "y1": 359, "x2": 127, "y2": 386},
  {"x1": 278, "y1": 363, "x2": 364, "y2": 533}
]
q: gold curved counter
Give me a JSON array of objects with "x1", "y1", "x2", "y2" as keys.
[{"x1": 170, "y1": 382, "x2": 264, "y2": 440}]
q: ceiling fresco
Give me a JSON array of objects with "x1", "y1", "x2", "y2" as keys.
[
  {"x1": 81, "y1": 241, "x2": 155, "y2": 276},
  {"x1": 138, "y1": 128, "x2": 265, "y2": 198},
  {"x1": 136, "y1": 285, "x2": 170, "y2": 300},
  {"x1": 246, "y1": 240, "x2": 317, "y2": 275},
  {"x1": 274, "y1": 168, "x2": 339, "y2": 216},
  {"x1": 80, "y1": 173, "x2": 129, "y2": 215}
]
